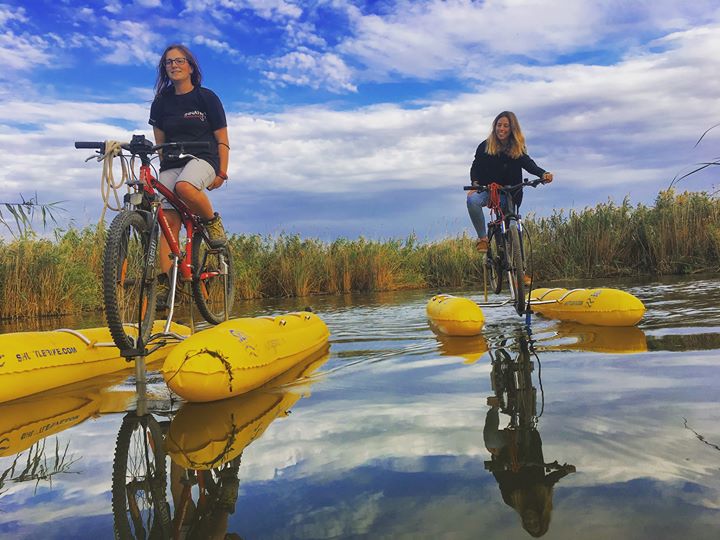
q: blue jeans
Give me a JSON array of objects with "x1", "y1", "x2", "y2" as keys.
[{"x1": 467, "y1": 191, "x2": 508, "y2": 238}]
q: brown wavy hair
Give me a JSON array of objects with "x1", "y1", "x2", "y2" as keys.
[
  {"x1": 485, "y1": 111, "x2": 527, "y2": 159},
  {"x1": 154, "y1": 44, "x2": 203, "y2": 96}
]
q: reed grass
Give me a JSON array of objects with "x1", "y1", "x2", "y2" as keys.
[{"x1": 0, "y1": 189, "x2": 717, "y2": 320}]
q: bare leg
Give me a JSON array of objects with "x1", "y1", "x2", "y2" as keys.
[
  {"x1": 159, "y1": 210, "x2": 182, "y2": 275},
  {"x1": 175, "y1": 181, "x2": 215, "y2": 221}
]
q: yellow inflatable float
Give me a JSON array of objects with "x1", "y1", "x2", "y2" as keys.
[
  {"x1": 426, "y1": 294, "x2": 485, "y2": 337},
  {"x1": 433, "y1": 334, "x2": 489, "y2": 364},
  {"x1": 539, "y1": 322, "x2": 648, "y2": 353},
  {"x1": 529, "y1": 288, "x2": 645, "y2": 326},
  {"x1": 166, "y1": 349, "x2": 328, "y2": 470},
  {"x1": 161, "y1": 311, "x2": 330, "y2": 403},
  {"x1": 0, "y1": 321, "x2": 189, "y2": 404},
  {"x1": 0, "y1": 371, "x2": 139, "y2": 457}
]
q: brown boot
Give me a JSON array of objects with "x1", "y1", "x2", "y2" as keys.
[
  {"x1": 476, "y1": 237, "x2": 488, "y2": 252},
  {"x1": 204, "y1": 212, "x2": 227, "y2": 248}
]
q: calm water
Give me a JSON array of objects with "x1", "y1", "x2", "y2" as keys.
[{"x1": 1, "y1": 276, "x2": 719, "y2": 539}]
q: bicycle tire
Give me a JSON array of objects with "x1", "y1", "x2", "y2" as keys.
[
  {"x1": 191, "y1": 232, "x2": 235, "y2": 325},
  {"x1": 486, "y1": 229, "x2": 503, "y2": 295},
  {"x1": 103, "y1": 211, "x2": 158, "y2": 352},
  {"x1": 111, "y1": 413, "x2": 171, "y2": 540},
  {"x1": 508, "y1": 224, "x2": 526, "y2": 316}
]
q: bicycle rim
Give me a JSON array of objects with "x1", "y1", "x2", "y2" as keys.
[
  {"x1": 103, "y1": 211, "x2": 158, "y2": 352},
  {"x1": 509, "y1": 225, "x2": 526, "y2": 316},
  {"x1": 111, "y1": 414, "x2": 170, "y2": 540},
  {"x1": 191, "y1": 232, "x2": 235, "y2": 325}
]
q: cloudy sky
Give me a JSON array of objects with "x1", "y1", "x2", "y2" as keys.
[{"x1": 1, "y1": 0, "x2": 719, "y2": 240}]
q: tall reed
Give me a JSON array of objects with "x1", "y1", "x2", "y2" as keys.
[{"x1": 0, "y1": 189, "x2": 717, "y2": 320}]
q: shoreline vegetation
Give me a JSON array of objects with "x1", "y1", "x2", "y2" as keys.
[{"x1": 0, "y1": 189, "x2": 718, "y2": 321}]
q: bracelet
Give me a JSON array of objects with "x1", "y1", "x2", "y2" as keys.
[
  {"x1": 218, "y1": 142, "x2": 230, "y2": 150},
  {"x1": 217, "y1": 171, "x2": 228, "y2": 180}
]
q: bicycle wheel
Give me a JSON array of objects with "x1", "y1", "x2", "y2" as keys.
[
  {"x1": 508, "y1": 223, "x2": 526, "y2": 316},
  {"x1": 103, "y1": 211, "x2": 158, "y2": 352},
  {"x1": 191, "y1": 232, "x2": 235, "y2": 325},
  {"x1": 111, "y1": 414, "x2": 171, "y2": 540},
  {"x1": 486, "y1": 229, "x2": 504, "y2": 295}
]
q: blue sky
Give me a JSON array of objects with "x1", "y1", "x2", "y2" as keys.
[{"x1": 1, "y1": 0, "x2": 719, "y2": 240}]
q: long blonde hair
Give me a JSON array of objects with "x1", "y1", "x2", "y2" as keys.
[{"x1": 486, "y1": 111, "x2": 527, "y2": 159}]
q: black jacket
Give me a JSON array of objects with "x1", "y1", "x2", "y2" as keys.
[{"x1": 470, "y1": 140, "x2": 546, "y2": 187}]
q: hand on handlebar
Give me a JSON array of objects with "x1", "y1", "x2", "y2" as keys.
[{"x1": 542, "y1": 172, "x2": 553, "y2": 183}]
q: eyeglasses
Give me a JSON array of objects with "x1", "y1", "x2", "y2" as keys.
[{"x1": 164, "y1": 57, "x2": 188, "y2": 67}]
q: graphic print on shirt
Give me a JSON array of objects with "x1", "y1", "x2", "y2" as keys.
[{"x1": 184, "y1": 110, "x2": 207, "y2": 122}]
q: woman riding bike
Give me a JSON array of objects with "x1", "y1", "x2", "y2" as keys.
[
  {"x1": 149, "y1": 44, "x2": 230, "y2": 303},
  {"x1": 466, "y1": 111, "x2": 553, "y2": 253}
]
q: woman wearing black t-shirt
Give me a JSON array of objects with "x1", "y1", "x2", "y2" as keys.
[
  {"x1": 149, "y1": 43, "x2": 229, "y2": 285},
  {"x1": 467, "y1": 111, "x2": 553, "y2": 252}
]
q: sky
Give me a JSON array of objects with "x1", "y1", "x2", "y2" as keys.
[{"x1": 1, "y1": 0, "x2": 719, "y2": 240}]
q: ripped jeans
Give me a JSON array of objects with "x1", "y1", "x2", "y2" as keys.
[{"x1": 466, "y1": 190, "x2": 509, "y2": 238}]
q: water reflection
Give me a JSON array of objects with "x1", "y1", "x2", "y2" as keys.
[
  {"x1": 0, "y1": 372, "x2": 136, "y2": 459},
  {"x1": 483, "y1": 335, "x2": 575, "y2": 537},
  {"x1": 109, "y1": 348, "x2": 329, "y2": 539}
]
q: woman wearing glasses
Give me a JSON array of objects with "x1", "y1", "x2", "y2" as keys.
[{"x1": 149, "y1": 44, "x2": 229, "y2": 292}]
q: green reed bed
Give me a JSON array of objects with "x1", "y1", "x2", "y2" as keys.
[
  {"x1": 0, "y1": 189, "x2": 717, "y2": 320},
  {"x1": 525, "y1": 189, "x2": 720, "y2": 279}
]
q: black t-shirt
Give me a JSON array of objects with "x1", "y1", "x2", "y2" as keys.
[{"x1": 149, "y1": 86, "x2": 227, "y2": 173}]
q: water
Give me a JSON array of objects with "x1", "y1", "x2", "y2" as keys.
[{"x1": 1, "y1": 276, "x2": 719, "y2": 539}]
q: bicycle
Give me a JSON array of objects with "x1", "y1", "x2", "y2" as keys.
[
  {"x1": 75, "y1": 135, "x2": 235, "y2": 357},
  {"x1": 464, "y1": 178, "x2": 547, "y2": 317}
]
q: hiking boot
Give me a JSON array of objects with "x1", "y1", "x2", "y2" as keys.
[
  {"x1": 204, "y1": 212, "x2": 227, "y2": 248},
  {"x1": 156, "y1": 273, "x2": 176, "y2": 311},
  {"x1": 476, "y1": 237, "x2": 488, "y2": 252}
]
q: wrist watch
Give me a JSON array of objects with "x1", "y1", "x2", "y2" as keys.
[{"x1": 217, "y1": 171, "x2": 228, "y2": 180}]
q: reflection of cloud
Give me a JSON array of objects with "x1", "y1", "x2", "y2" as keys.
[{"x1": 0, "y1": 414, "x2": 121, "y2": 529}]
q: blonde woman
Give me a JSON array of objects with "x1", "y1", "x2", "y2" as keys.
[{"x1": 467, "y1": 111, "x2": 553, "y2": 252}]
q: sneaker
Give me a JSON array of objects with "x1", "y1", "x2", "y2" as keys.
[
  {"x1": 476, "y1": 237, "x2": 488, "y2": 252},
  {"x1": 204, "y1": 212, "x2": 227, "y2": 248}
]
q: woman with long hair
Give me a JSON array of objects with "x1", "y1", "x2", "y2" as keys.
[
  {"x1": 149, "y1": 44, "x2": 230, "y2": 302},
  {"x1": 467, "y1": 111, "x2": 553, "y2": 252}
]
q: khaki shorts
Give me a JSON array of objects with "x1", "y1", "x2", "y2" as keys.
[{"x1": 157, "y1": 159, "x2": 216, "y2": 209}]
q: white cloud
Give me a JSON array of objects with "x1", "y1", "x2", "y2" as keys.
[
  {"x1": 95, "y1": 20, "x2": 162, "y2": 65},
  {"x1": 265, "y1": 48, "x2": 357, "y2": 93},
  {"x1": 192, "y1": 35, "x2": 243, "y2": 57},
  {"x1": 1, "y1": 16, "x2": 719, "y2": 236},
  {"x1": 181, "y1": 0, "x2": 302, "y2": 21},
  {"x1": 0, "y1": 3, "x2": 28, "y2": 27},
  {"x1": 334, "y1": 0, "x2": 720, "y2": 82},
  {"x1": 0, "y1": 30, "x2": 53, "y2": 70}
]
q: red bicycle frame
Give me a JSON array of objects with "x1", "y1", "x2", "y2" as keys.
[{"x1": 137, "y1": 163, "x2": 200, "y2": 282}]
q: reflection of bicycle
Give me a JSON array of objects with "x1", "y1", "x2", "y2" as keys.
[
  {"x1": 75, "y1": 135, "x2": 235, "y2": 357},
  {"x1": 112, "y1": 413, "x2": 171, "y2": 540},
  {"x1": 464, "y1": 179, "x2": 547, "y2": 316},
  {"x1": 170, "y1": 459, "x2": 241, "y2": 539},
  {"x1": 483, "y1": 335, "x2": 575, "y2": 537}
]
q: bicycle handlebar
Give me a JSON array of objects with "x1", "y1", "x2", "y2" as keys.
[
  {"x1": 74, "y1": 141, "x2": 105, "y2": 149},
  {"x1": 74, "y1": 136, "x2": 210, "y2": 154},
  {"x1": 463, "y1": 178, "x2": 546, "y2": 191}
]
